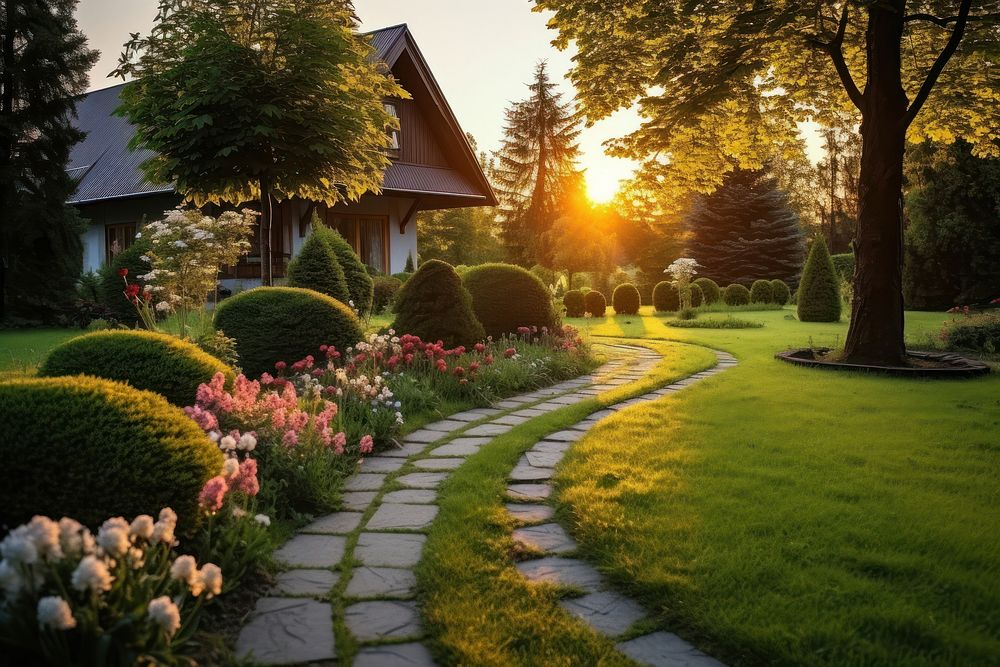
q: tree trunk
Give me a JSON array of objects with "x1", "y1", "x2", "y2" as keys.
[
  {"x1": 0, "y1": 0, "x2": 14, "y2": 321},
  {"x1": 259, "y1": 176, "x2": 273, "y2": 286},
  {"x1": 842, "y1": 2, "x2": 908, "y2": 365}
]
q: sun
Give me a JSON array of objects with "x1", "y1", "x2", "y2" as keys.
[{"x1": 584, "y1": 169, "x2": 622, "y2": 204}]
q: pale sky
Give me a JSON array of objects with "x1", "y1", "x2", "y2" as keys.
[{"x1": 75, "y1": 1, "x2": 820, "y2": 202}]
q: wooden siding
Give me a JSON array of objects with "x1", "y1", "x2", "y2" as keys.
[{"x1": 397, "y1": 99, "x2": 449, "y2": 167}]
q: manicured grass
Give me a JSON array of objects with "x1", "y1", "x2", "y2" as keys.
[
  {"x1": 556, "y1": 307, "x2": 1000, "y2": 665},
  {"x1": 418, "y1": 340, "x2": 718, "y2": 665},
  {"x1": 0, "y1": 328, "x2": 79, "y2": 375}
]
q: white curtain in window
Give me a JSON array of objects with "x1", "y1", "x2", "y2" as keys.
[{"x1": 360, "y1": 218, "x2": 386, "y2": 273}]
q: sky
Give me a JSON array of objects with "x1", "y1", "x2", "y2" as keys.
[{"x1": 75, "y1": 1, "x2": 820, "y2": 203}]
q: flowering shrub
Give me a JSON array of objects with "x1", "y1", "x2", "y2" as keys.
[
  {"x1": 665, "y1": 258, "x2": 700, "y2": 310},
  {"x1": 939, "y1": 309, "x2": 1000, "y2": 354},
  {"x1": 0, "y1": 510, "x2": 220, "y2": 664}
]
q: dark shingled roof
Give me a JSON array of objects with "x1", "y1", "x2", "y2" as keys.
[{"x1": 68, "y1": 24, "x2": 488, "y2": 206}]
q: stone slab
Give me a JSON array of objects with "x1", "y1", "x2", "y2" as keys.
[
  {"x1": 301, "y1": 512, "x2": 363, "y2": 535},
  {"x1": 430, "y1": 440, "x2": 485, "y2": 456},
  {"x1": 342, "y1": 491, "x2": 377, "y2": 511},
  {"x1": 464, "y1": 422, "x2": 513, "y2": 437},
  {"x1": 367, "y1": 503, "x2": 439, "y2": 531},
  {"x1": 509, "y1": 463, "x2": 554, "y2": 482},
  {"x1": 494, "y1": 414, "x2": 532, "y2": 426},
  {"x1": 512, "y1": 523, "x2": 576, "y2": 554},
  {"x1": 383, "y1": 489, "x2": 438, "y2": 504},
  {"x1": 274, "y1": 534, "x2": 346, "y2": 568},
  {"x1": 355, "y1": 532, "x2": 427, "y2": 567},
  {"x1": 404, "y1": 429, "x2": 446, "y2": 444},
  {"x1": 524, "y1": 449, "x2": 565, "y2": 468},
  {"x1": 616, "y1": 631, "x2": 726, "y2": 667},
  {"x1": 414, "y1": 457, "x2": 465, "y2": 471},
  {"x1": 354, "y1": 642, "x2": 436, "y2": 667},
  {"x1": 505, "y1": 503, "x2": 555, "y2": 524},
  {"x1": 506, "y1": 483, "x2": 552, "y2": 501},
  {"x1": 516, "y1": 557, "x2": 604, "y2": 592},
  {"x1": 511, "y1": 407, "x2": 550, "y2": 417},
  {"x1": 422, "y1": 419, "x2": 470, "y2": 432},
  {"x1": 344, "y1": 473, "x2": 387, "y2": 491},
  {"x1": 345, "y1": 600, "x2": 423, "y2": 641},
  {"x1": 560, "y1": 591, "x2": 647, "y2": 636},
  {"x1": 360, "y1": 457, "x2": 408, "y2": 473},
  {"x1": 382, "y1": 441, "x2": 427, "y2": 458},
  {"x1": 397, "y1": 472, "x2": 448, "y2": 489},
  {"x1": 236, "y1": 598, "x2": 335, "y2": 664},
  {"x1": 544, "y1": 429, "x2": 585, "y2": 442},
  {"x1": 531, "y1": 440, "x2": 572, "y2": 455},
  {"x1": 346, "y1": 566, "x2": 417, "y2": 598},
  {"x1": 271, "y1": 569, "x2": 339, "y2": 597}
]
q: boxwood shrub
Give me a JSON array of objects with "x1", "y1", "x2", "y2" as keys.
[
  {"x1": 584, "y1": 290, "x2": 607, "y2": 317},
  {"x1": 215, "y1": 287, "x2": 364, "y2": 377},
  {"x1": 563, "y1": 289, "x2": 586, "y2": 317},
  {"x1": 724, "y1": 283, "x2": 751, "y2": 306},
  {"x1": 463, "y1": 263, "x2": 558, "y2": 338},
  {"x1": 612, "y1": 283, "x2": 641, "y2": 315},
  {"x1": 653, "y1": 281, "x2": 679, "y2": 312},
  {"x1": 693, "y1": 277, "x2": 721, "y2": 305},
  {"x1": 0, "y1": 376, "x2": 222, "y2": 531},
  {"x1": 38, "y1": 330, "x2": 232, "y2": 406},
  {"x1": 750, "y1": 279, "x2": 774, "y2": 304},
  {"x1": 287, "y1": 228, "x2": 351, "y2": 304},
  {"x1": 691, "y1": 283, "x2": 704, "y2": 307},
  {"x1": 770, "y1": 279, "x2": 791, "y2": 305},
  {"x1": 372, "y1": 275, "x2": 403, "y2": 313},
  {"x1": 392, "y1": 259, "x2": 485, "y2": 347}
]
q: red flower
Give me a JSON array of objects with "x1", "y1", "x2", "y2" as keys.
[
  {"x1": 453, "y1": 366, "x2": 465, "y2": 377},
  {"x1": 124, "y1": 284, "x2": 140, "y2": 299},
  {"x1": 474, "y1": 343, "x2": 486, "y2": 353},
  {"x1": 275, "y1": 361, "x2": 287, "y2": 371},
  {"x1": 117, "y1": 268, "x2": 128, "y2": 278},
  {"x1": 504, "y1": 347, "x2": 517, "y2": 358},
  {"x1": 991, "y1": 297, "x2": 1000, "y2": 305}
]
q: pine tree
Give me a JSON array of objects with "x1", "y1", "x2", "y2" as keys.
[
  {"x1": 493, "y1": 61, "x2": 582, "y2": 266},
  {"x1": 687, "y1": 167, "x2": 805, "y2": 287},
  {"x1": 0, "y1": 0, "x2": 98, "y2": 321}
]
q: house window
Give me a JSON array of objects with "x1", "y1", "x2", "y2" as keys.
[
  {"x1": 105, "y1": 222, "x2": 137, "y2": 262},
  {"x1": 384, "y1": 102, "x2": 401, "y2": 158},
  {"x1": 330, "y1": 215, "x2": 389, "y2": 274}
]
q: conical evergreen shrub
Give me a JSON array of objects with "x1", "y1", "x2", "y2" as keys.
[
  {"x1": 313, "y1": 222, "x2": 374, "y2": 315},
  {"x1": 797, "y1": 237, "x2": 842, "y2": 322},
  {"x1": 392, "y1": 260, "x2": 485, "y2": 347},
  {"x1": 287, "y1": 229, "x2": 351, "y2": 303}
]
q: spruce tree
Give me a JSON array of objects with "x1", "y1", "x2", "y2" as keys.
[
  {"x1": 686, "y1": 167, "x2": 805, "y2": 288},
  {"x1": 0, "y1": 0, "x2": 98, "y2": 321},
  {"x1": 287, "y1": 228, "x2": 351, "y2": 304},
  {"x1": 493, "y1": 61, "x2": 582, "y2": 266},
  {"x1": 797, "y1": 236, "x2": 842, "y2": 323}
]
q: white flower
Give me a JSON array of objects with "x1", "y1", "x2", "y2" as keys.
[
  {"x1": 58, "y1": 518, "x2": 95, "y2": 557},
  {"x1": 71, "y1": 555, "x2": 113, "y2": 593},
  {"x1": 96, "y1": 519, "x2": 130, "y2": 557},
  {"x1": 25, "y1": 516, "x2": 63, "y2": 561},
  {"x1": 152, "y1": 509, "x2": 177, "y2": 545},
  {"x1": 232, "y1": 507, "x2": 248, "y2": 519},
  {"x1": 147, "y1": 596, "x2": 181, "y2": 637},
  {"x1": 1, "y1": 529, "x2": 38, "y2": 566},
  {"x1": 172, "y1": 240, "x2": 188, "y2": 248},
  {"x1": 221, "y1": 458, "x2": 240, "y2": 478},
  {"x1": 254, "y1": 514, "x2": 271, "y2": 527},
  {"x1": 130, "y1": 515, "x2": 155, "y2": 540},
  {"x1": 128, "y1": 546, "x2": 146, "y2": 569},
  {"x1": 238, "y1": 433, "x2": 257, "y2": 452},
  {"x1": 37, "y1": 596, "x2": 76, "y2": 631},
  {"x1": 155, "y1": 300, "x2": 172, "y2": 312},
  {"x1": 199, "y1": 563, "x2": 223, "y2": 598},
  {"x1": 170, "y1": 555, "x2": 197, "y2": 585},
  {"x1": 219, "y1": 435, "x2": 237, "y2": 451},
  {"x1": 0, "y1": 560, "x2": 22, "y2": 597}
]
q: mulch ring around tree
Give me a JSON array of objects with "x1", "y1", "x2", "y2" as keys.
[{"x1": 775, "y1": 348, "x2": 991, "y2": 379}]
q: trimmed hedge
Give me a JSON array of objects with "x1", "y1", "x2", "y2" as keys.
[
  {"x1": 392, "y1": 259, "x2": 485, "y2": 347},
  {"x1": 831, "y1": 252, "x2": 855, "y2": 281},
  {"x1": 215, "y1": 287, "x2": 365, "y2": 377},
  {"x1": 563, "y1": 289, "x2": 586, "y2": 317},
  {"x1": 693, "y1": 277, "x2": 721, "y2": 305},
  {"x1": 0, "y1": 376, "x2": 222, "y2": 531},
  {"x1": 612, "y1": 283, "x2": 641, "y2": 315},
  {"x1": 750, "y1": 280, "x2": 774, "y2": 304},
  {"x1": 38, "y1": 330, "x2": 232, "y2": 406},
  {"x1": 724, "y1": 283, "x2": 751, "y2": 306},
  {"x1": 770, "y1": 279, "x2": 791, "y2": 305},
  {"x1": 372, "y1": 276, "x2": 403, "y2": 313},
  {"x1": 798, "y1": 237, "x2": 842, "y2": 322},
  {"x1": 584, "y1": 290, "x2": 607, "y2": 317},
  {"x1": 392, "y1": 272, "x2": 413, "y2": 284},
  {"x1": 691, "y1": 283, "x2": 704, "y2": 307},
  {"x1": 99, "y1": 239, "x2": 152, "y2": 324},
  {"x1": 287, "y1": 229, "x2": 351, "y2": 304},
  {"x1": 653, "y1": 281, "x2": 679, "y2": 312},
  {"x1": 316, "y1": 223, "x2": 374, "y2": 315},
  {"x1": 463, "y1": 263, "x2": 558, "y2": 338}
]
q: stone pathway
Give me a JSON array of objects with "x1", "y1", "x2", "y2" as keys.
[{"x1": 236, "y1": 344, "x2": 735, "y2": 666}]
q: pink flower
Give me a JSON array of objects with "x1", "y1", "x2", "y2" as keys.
[
  {"x1": 453, "y1": 366, "x2": 465, "y2": 377},
  {"x1": 359, "y1": 435, "x2": 374, "y2": 455},
  {"x1": 331, "y1": 432, "x2": 347, "y2": 455},
  {"x1": 233, "y1": 459, "x2": 259, "y2": 496},
  {"x1": 282, "y1": 430, "x2": 299, "y2": 447},
  {"x1": 275, "y1": 361, "x2": 287, "y2": 371},
  {"x1": 517, "y1": 326, "x2": 531, "y2": 335},
  {"x1": 504, "y1": 347, "x2": 517, "y2": 358},
  {"x1": 474, "y1": 343, "x2": 486, "y2": 352},
  {"x1": 198, "y1": 476, "x2": 228, "y2": 512},
  {"x1": 184, "y1": 405, "x2": 219, "y2": 432}
]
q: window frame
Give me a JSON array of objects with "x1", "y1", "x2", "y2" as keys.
[
  {"x1": 105, "y1": 222, "x2": 137, "y2": 263},
  {"x1": 330, "y1": 214, "x2": 390, "y2": 274}
]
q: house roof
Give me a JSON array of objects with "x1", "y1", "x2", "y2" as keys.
[{"x1": 68, "y1": 24, "x2": 495, "y2": 208}]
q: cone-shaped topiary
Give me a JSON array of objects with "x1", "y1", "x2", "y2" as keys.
[
  {"x1": 724, "y1": 283, "x2": 751, "y2": 305},
  {"x1": 215, "y1": 287, "x2": 365, "y2": 377},
  {"x1": 691, "y1": 282, "x2": 704, "y2": 307},
  {"x1": 612, "y1": 283, "x2": 641, "y2": 315},
  {"x1": 463, "y1": 263, "x2": 558, "y2": 338},
  {"x1": 393, "y1": 259, "x2": 485, "y2": 347},
  {"x1": 798, "y1": 237, "x2": 842, "y2": 322},
  {"x1": 584, "y1": 290, "x2": 607, "y2": 317},
  {"x1": 770, "y1": 279, "x2": 791, "y2": 305},
  {"x1": 38, "y1": 329, "x2": 233, "y2": 406},
  {"x1": 287, "y1": 227, "x2": 351, "y2": 303},
  {"x1": 0, "y1": 376, "x2": 222, "y2": 532},
  {"x1": 653, "y1": 281, "x2": 679, "y2": 312},
  {"x1": 314, "y1": 223, "x2": 374, "y2": 315},
  {"x1": 563, "y1": 289, "x2": 586, "y2": 317},
  {"x1": 693, "y1": 277, "x2": 721, "y2": 305},
  {"x1": 99, "y1": 238, "x2": 152, "y2": 324},
  {"x1": 750, "y1": 279, "x2": 774, "y2": 304}
]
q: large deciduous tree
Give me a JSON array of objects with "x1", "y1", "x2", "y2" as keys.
[
  {"x1": 493, "y1": 61, "x2": 582, "y2": 266},
  {"x1": 535, "y1": 0, "x2": 1000, "y2": 364},
  {"x1": 113, "y1": 0, "x2": 405, "y2": 285},
  {"x1": 0, "y1": 0, "x2": 97, "y2": 321}
]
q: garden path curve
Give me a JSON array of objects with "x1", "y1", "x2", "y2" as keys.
[{"x1": 236, "y1": 342, "x2": 735, "y2": 666}]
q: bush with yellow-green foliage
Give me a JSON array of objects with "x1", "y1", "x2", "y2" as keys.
[
  {"x1": 38, "y1": 329, "x2": 232, "y2": 406},
  {"x1": 215, "y1": 287, "x2": 364, "y2": 377},
  {"x1": 463, "y1": 263, "x2": 558, "y2": 338},
  {"x1": 0, "y1": 376, "x2": 222, "y2": 531}
]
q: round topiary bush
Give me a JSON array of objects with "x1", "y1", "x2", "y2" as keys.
[
  {"x1": 770, "y1": 279, "x2": 791, "y2": 305},
  {"x1": 392, "y1": 259, "x2": 485, "y2": 347},
  {"x1": 653, "y1": 281, "x2": 679, "y2": 312},
  {"x1": 612, "y1": 283, "x2": 641, "y2": 315},
  {"x1": 0, "y1": 376, "x2": 222, "y2": 531},
  {"x1": 318, "y1": 225, "x2": 375, "y2": 316},
  {"x1": 798, "y1": 237, "x2": 842, "y2": 322},
  {"x1": 38, "y1": 330, "x2": 232, "y2": 406},
  {"x1": 831, "y1": 252, "x2": 855, "y2": 282},
  {"x1": 215, "y1": 287, "x2": 365, "y2": 377},
  {"x1": 462, "y1": 263, "x2": 558, "y2": 338},
  {"x1": 287, "y1": 228, "x2": 351, "y2": 304},
  {"x1": 372, "y1": 275, "x2": 403, "y2": 313},
  {"x1": 584, "y1": 290, "x2": 607, "y2": 317},
  {"x1": 691, "y1": 283, "x2": 704, "y2": 307},
  {"x1": 750, "y1": 280, "x2": 774, "y2": 304},
  {"x1": 724, "y1": 283, "x2": 751, "y2": 306},
  {"x1": 563, "y1": 289, "x2": 586, "y2": 317},
  {"x1": 99, "y1": 238, "x2": 152, "y2": 324},
  {"x1": 693, "y1": 277, "x2": 721, "y2": 305}
]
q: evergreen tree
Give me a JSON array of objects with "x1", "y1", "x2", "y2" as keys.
[
  {"x1": 797, "y1": 236, "x2": 842, "y2": 323},
  {"x1": 287, "y1": 228, "x2": 351, "y2": 304},
  {"x1": 0, "y1": 0, "x2": 98, "y2": 321},
  {"x1": 493, "y1": 61, "x2": 581, "y2": 266},
  {"x1": 315, "y1": 223, "x2": 373, "y2": 315},
  {"x1": 687, "y1": 167, "x2": 805, "y2": 287}
]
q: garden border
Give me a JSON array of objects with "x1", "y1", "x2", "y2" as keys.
[{"x1": 775, "y1": 347, "x2": 991, "y2": 378}]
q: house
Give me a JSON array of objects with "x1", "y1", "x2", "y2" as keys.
[{"x1": 68, "y1": 24, "x2": 495, "y2": 286}]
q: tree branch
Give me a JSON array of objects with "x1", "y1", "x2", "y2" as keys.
[
  {"x1": 902, "y1": 0, "x2": 974, "y2": 128},
  {"x1": 807, "y1": 1, "x2": 864, "y2": 111},
  {"x1": 904, "y1": 12, "x2": 1000, "y2": 27}
]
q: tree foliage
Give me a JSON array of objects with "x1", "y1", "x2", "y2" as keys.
[{"x1": 0, "y1": 0, "x2": 97, "y2": 321}]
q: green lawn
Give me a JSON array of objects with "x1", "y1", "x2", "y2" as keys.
[
  {"x1": 0, "y1": 328, "x2": 80, "y2": 375},
  {"x1": 554, "y1": 307, "x2": 1000, "y2": 665}
]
